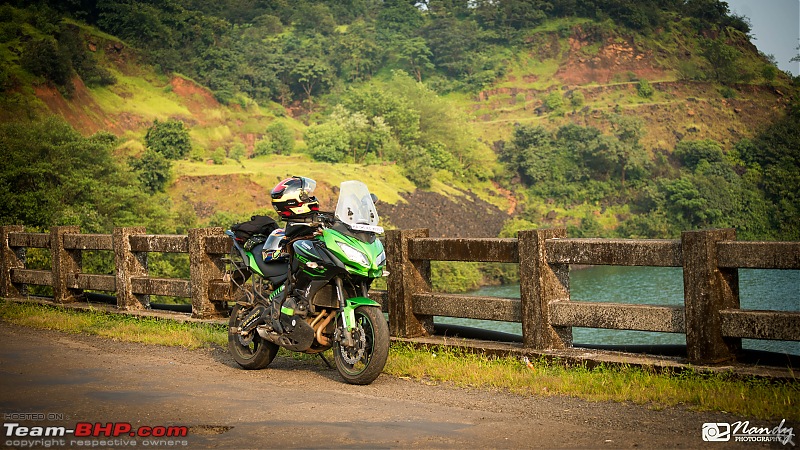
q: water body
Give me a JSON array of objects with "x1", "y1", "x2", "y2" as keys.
[{"x1": 436, "y1": 266, "x2": 800, "y2": 356}]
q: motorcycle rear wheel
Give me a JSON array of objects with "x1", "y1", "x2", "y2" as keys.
[
  {"x1": 228, "y1": 303, "x2": 279, "y2": 370},
  {"x1": 333, "y1": 305, "x2": 389, "y2": 385}
]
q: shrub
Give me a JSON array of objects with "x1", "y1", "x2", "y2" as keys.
[
  {"x1": 21, "y1": 37, "x2": 73, "y2": 94},
  {"x1": 211, "y1": 148, "x2": 226, "y2": 164},
  {"x1": 637, "y1": 79, "x2": 653, "y2": 98},
  {"x1": 570, "y1": 90, "x2": 585, "y2": 108},
  {"x1": 144, "y1": 119, "x2": 192, "y2": 160}
]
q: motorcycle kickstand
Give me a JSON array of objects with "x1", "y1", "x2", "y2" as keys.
[{"x1": 318, "y1": 352, "x2": 334, "y2": 369}]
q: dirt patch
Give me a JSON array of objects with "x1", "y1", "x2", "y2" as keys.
[
  {"x1": 557, "y1": 33, "x2": 669, "y2": 85},
  {"x1": 170, "y1": 76, "x2": 220, "y2": 125},
  {"x1": 378, "y1": 189, "x2": 509, "y2": 238},
  {"x1": 171, "y1": 174, "x2": 267, "y2": 219},
  {"x1": 33, "y1": 77, "x2": 113, "y2": 135}
]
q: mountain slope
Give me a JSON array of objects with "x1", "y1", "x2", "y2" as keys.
[{"x1": 1, "y1": 2, "x2": 797, "y2": 239}]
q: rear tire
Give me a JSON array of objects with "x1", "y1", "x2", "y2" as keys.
[
  {"x1": 333, "y1": 306, "x2": 389, "y2": 385},
  {"x1": 228, "y1": 303, "x2": 278, "y2": 369}
]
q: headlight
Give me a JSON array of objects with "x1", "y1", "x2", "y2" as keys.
[
  {"x1": 376, "y1": 250, "x2": 386, "y2": 266},
  {"x1": 338, "y1": 242, "x2": 369, "y2": 267}
]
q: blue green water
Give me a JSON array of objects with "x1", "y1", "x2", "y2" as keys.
[{"x1": 436, "y1": 266, "x2": 800, "y2": 356}]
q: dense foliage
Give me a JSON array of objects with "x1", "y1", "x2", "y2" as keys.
[
  {"x1": 0, "y1": 0, "x2": 797, "y2": 246},
  {"x1": 11, "y1": 0, "x2": 756, "y2": 105},
  {"x1": 0, "y1": 4, "x2": 115, "y2": 97},
  {"x1": 0, "y1": 116, "x2": 172, "y2": 233},
  {"x1": 501, "y1": 103, "x2": 800, "y2": 240}
]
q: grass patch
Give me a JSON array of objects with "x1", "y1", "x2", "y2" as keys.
[
  {"x1": 386, "y1": 344, "x2": 799, "y2": 420},
  {"x1": 0, "y1": 300, "x2": 225, "y2": 349},
  {"x1": 91, "y1": 71, "x2": 191, "y2": 119},
  {"x1": 173, "y1": 154, "x2": 416, "y2": 206},
  {"x1": 2, "y1": 300, "x2": 796, "y2": 419}
]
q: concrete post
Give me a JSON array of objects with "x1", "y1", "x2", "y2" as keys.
[
  {"x1": 682, "y1": 228, "x2": 741, "y2": 364},
  {"x1": 519, "y1": 228, "x2": 572, "y2": 349},
  {"x1": 113, "y1": 227, "x2": 148, "y2": 310},
  {"x1": 1, "y1": 225, "x2": 25, "y2": 298},
  {"x1": 189, "y1": 228, "x2": 227, "y2": 319},
  {"x1": 51, "y1": 226, "x2": 82, "y2": 303},
  {"x1": 385, "y1": 229, "x2": 434, "y2": 338}
]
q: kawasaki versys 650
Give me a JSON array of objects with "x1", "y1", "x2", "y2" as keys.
[{"x1": 224, "y1": 180, "x2": 389, "y2": 385}]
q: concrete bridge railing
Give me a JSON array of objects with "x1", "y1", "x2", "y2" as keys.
[
  {"x1": 0, "y1": 225, "x2": 233, "y2": 319},
  {"x1": 2, "y1": 225, "x2": 799, "y2": 365},
  {"x1": 383, "y1": 228, "x2": 800, "y2": 365}
]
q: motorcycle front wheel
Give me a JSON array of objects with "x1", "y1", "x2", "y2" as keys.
[
  {"x1": 228, "y1": 303, "x2": 279, "y2": 370},
  {"x1": 333, "y1": 305, "x2": 389, "y2": 385}
]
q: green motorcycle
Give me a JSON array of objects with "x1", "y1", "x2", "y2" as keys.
[{"x1": 224, "y1": 180, "x2": 389, "y2": 385}]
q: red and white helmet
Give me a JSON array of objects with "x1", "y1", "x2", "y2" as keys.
[{"x1": 270, "y1": 176, "x2": 319, "y2": 219}]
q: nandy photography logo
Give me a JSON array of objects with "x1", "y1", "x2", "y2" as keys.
[{"x1": 702, "y1": 420, "x2": 795, "y2": 446}]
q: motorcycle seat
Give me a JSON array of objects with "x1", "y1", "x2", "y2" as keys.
[{"x1": 251, "y1": 242, "x2": 288, "y2": 286}]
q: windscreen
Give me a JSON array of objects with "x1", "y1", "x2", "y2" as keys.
[{"x1": 335, "y1": 180, "x2": 383, "y2": 233}]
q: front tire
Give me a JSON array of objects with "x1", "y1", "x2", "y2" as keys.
[
  {"x1": 334, "y1": 305, "x2": 389, "y2": 385},
  {"x1": 228, "y1": 303, "x2": 278, "y2": 369}
]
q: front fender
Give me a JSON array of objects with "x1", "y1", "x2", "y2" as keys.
[{"x1": 342, "y1": 296, "x2": 381, "y2": 330}]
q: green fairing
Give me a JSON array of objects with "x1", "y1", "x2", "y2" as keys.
[
  {"x1": 319, "y1": 229, "x2": 385, "y2": 278},
  {"x1": 342, "y1": 297, "x2": 381, "y2": 330}
]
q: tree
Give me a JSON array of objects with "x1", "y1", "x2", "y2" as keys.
[
  {"x1": 291, "y1": 57, "x2": 333, "y2": 103},
  {"x1": 701, "y1": 36, "x2": 744, "y2": 85},
  {"x1": 0, "y1": 117, "x2": 168, "y2": 232},
  {"x1": 292, "y1": 3, "x2": 336, "y2": 36},
  {"x1": 343, "y1": 81, "x2": 421, "y2": 147},
  {"x1": 305, "y1": 122, "x2": 349, "y2": 163},
  {"x1": 422, "y1": 16, "x2": 481, "y2": 77},
  {"x1": 674, "y1": 139, "x2": 724, "y2": 170},
  {"x1": 396, "y1": 37, "x2": 434, "y2": 82},
  {"x1": 129, "y1": 149, "x2": 172, "y2": 194},
  {"x1": 609, "y1": 115, "x2": 649, "y2": 186},
  {"x1": 258, "y1": 122, "x2": 294, "y2": 156},
  {"x1": 335, "y1": 20, "x2": 382, "y2": 82},
  {"x1": 144, "y1": 119, "x2": 192, "y2": 160},
  {"x1": 21, "y1": 37, "x2": 73, "y2": 95},
  {"x1": 501, "y1": 125, "x2": 559, "y2": 184},
  {"x1": 330, "y1": 106, "x2": 393, "y2": 163}
]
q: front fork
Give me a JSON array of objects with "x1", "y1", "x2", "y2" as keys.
[
  {"x1": 334, "y1": 277, "x2": 356, "y2": 348},
  {"x1": 335, "y1": 278, "x2": 383, "y2": 349}
]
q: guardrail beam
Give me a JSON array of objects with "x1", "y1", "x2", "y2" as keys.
[
  {"x1": 550, "y1": 301, "x2": 685, "y2": 333},
  {"x1": 720, "y1": 309, "x2": 800, "y2": 341}
]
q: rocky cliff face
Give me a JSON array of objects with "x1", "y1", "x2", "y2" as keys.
[{"x1": 378, "y1": 190, "x2": 509, "y2": 238}]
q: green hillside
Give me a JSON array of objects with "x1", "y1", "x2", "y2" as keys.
[{"x1": 1, "y1": 0, "x2": 799, "y2": 245}]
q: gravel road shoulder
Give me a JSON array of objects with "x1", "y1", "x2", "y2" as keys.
[{"x1": 0, "y1": 322, "x2": 785, "y2": 448}]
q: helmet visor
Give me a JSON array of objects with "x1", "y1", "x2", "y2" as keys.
[{"x1": 298, "y1": 177, "x2": 316, "y2": 202}]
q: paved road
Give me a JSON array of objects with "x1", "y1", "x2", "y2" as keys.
[{"x1": 0, "y1": 322, "x2": 776, "y2": 449}]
